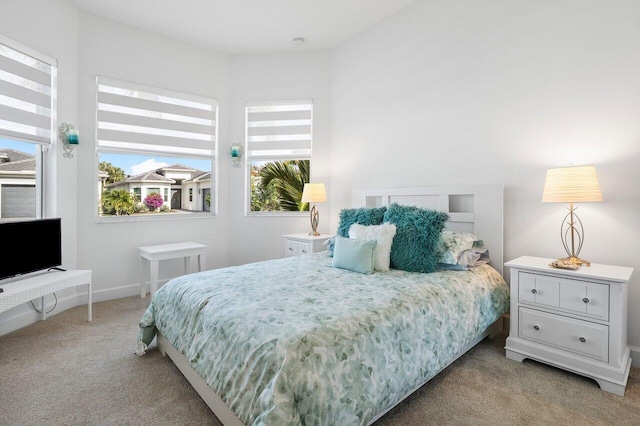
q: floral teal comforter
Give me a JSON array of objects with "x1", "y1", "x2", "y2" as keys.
[{"x1": 137, "y1": 252, "x2": 509, "y2": 425}]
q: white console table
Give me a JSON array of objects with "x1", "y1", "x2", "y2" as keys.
[
  {"x1": 139, "y1": 242, "x2": 207, "y2": 298},
  {"x1": 0, "y1": 270, "x2": 92, "y2": 321}
]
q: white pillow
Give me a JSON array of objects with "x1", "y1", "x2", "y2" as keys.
[{"x1": 348, "y1": 222, "x2": 397, "y2": 271}]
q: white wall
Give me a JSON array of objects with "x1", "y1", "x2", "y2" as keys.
[
  {"x1": 0, "y1": 0, "x2": 80, "y2": 333},
  {"x1": 76, "y1": 13, "x2": 231, "y2": 300},
  {"x1": 228, "y1": 51, "x2": 332, "y2": 265},
  {"x1": 330, "y1": 0, "x2": 640, "y2": 354},
  {"x1": 0, "y1": 0, "x2": 79, "y2": 267}
]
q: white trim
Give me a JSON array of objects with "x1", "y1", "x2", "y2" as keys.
[
  {"x1": 0, "y1": 33, "x2": 57, "y2": 67},
  {"x1": 97, "y1": 76, "x2": 216, "y2": 106},
  {"x1": 245, "y1": 98, "x2": 313, "y2": 107},
  {"x1": 630, "y1": 345, "x2": 640, "y2": 368}
]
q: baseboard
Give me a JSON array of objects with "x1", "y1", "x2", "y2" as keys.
[
  {"x1": 630, "y1": 345, "x2": 640, "y2": 368},
  {"x1": 0, "y1": 279, "x2": 165, "y2": 337}
]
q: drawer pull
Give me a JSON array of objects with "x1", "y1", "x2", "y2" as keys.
[
  {"x1": 533, "y1": 325, "x2": 540, "y2": 331},
  {"x1": 531, "y1": 289, "x2": 538, "y2": 294},
  {"x1": 288, "y1": 247, "x2": 293, "y2": 251},
  {"x1": 301, "y1": 250, "x2": 307, "y2": 254},
  {"x1": 579, "y1": 337, "x2": 587, "y2": 343},
  {"x1": 582, "y1": 297, "x2": 590, "y2": 304}
]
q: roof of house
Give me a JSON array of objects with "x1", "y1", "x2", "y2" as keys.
[
  {"x1": 104, "y1": 163, "x2": 209, "y2": 187},
  {"x1": 105, "y1": 170, "x2": 175, "y2": 188},
  {"x1": 190, "y1": 171, "x2": 211, "y2": 182},
  {"x1": 0, "y1": 148, "x2": 36, "y2": 173},
  {"x1": 160, "y1": 164, "x2": 198, "y2": 173}
]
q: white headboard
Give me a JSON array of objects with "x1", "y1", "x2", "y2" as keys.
[{"x1": 351, "y1": 184, "x2": 504, "y2": 275}]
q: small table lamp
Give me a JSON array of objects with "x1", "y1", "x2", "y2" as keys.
[
  {"x1": 542, "y1": 165, "x2": 603, "y2": 266},
  {"x1": 301, "y1": 183, "x2": 327, "y2": 236}
]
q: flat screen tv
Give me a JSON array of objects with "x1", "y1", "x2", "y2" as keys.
[{"x1": 0, "y1": 218, "x2": 62, "y2": 281}]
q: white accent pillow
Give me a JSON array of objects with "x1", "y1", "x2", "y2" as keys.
[{"x1": 348, "y1": 222, "x2": 397, "y2": 271}]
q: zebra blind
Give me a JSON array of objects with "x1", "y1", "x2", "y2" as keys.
[
  {"x1": 245, "y1": 100, "x2": 313, "y2": 160},
  {"x1": 96, "y1": 76, "x2": 217, "y2": 157},
  {"x1": 0, "y1": 35, "x2": 56, "y2": 145}
]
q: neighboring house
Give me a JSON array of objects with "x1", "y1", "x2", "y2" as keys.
[
  {"x1": 104, "y1": 164, "x2": 211, "y2": 212},
  {"x1": 0, "y1": 149, "x2": 35, "y2": 219}
]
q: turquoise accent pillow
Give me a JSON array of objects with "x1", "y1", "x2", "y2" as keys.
[
  {"x1": 383, "y1": 203, "x2": 450, "y2": 273},
  {"x1": 331, "y1": 235, "x2": 377, "y2": 274},
  {"x1": 336, "y1": 207, "x2": 387, "y2": 238}
]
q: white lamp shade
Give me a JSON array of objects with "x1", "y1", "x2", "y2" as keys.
[
  {"x1": 301, "y1": 183, "x2": 326, "y2": 203},
  {"x1": 542, "y1": 165, "x2": 603, "y2": 203}
]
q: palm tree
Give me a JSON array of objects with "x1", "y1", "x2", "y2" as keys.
[
  {"x1": 99, "y1": 161, "x2": 126, "y2": 184},
  {"x1": 258, "y1": 160, "x2": 310, "y2": 211}
]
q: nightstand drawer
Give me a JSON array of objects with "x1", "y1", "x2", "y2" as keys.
[
  {"x1": 283, "y1": 234, "x2": 333, "y2": 258},
  {"x1": 285, "y1": 240, "x2": 311, "y2": 257},
  {"x1": 519, "y1": 272, "x2": 609, "y2": 320},
  {"x1": 285, "y1": 240, "x2": 298, "y2": 257},
  {"x1": 519, "y1": 307, "x2": 608, "y2": 362}
]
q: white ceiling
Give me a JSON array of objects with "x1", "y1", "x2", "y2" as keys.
[{"x1": 67, "y1": 0, "x2": 420, "y2": 55}]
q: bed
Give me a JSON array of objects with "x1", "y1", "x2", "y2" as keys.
[{"x1": 137, "y1": 185, "x2": 510, "y2": 426}]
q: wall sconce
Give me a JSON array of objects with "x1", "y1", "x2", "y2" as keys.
[
  {"x1": 58, "y1": 123, "x2": 79, "y2": 159},
  {"x1": 230, "y1": 143, "x2": 243, "y2": 168}
]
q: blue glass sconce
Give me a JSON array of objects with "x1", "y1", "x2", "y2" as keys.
[
  {"x1": 58, "y1": 123, "x2": 79, "y2": 159},
  {"x1": 230, "y1": 143, "x2": 243, "y2": 168}
]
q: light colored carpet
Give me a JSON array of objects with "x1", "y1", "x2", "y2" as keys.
[{"x1": 1, "y1": 296, "x2": 639, "y2": 425}]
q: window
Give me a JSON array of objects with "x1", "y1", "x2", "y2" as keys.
[
  {"x1": 96, "y1": 76, "x2": 218, "y2": 218},
  {"x1": 0, "y1": 35, "x2": 56, "y2": 222},
  {"x1": 245, "y1": 100, "x2": 312, "y2": 214}
]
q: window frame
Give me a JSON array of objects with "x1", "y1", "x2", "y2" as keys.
[
  {"x1": 0, "y1": 34, "x2": 57, "y2": 222},
  {"x1": 94, "y1": 76, "x2": 218, "y2": 222},
  {"x1": 244, "y1": 99, "x2": 313, "y2": 216}
]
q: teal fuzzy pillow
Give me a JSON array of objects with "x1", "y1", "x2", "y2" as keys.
[
  {"x1": 331, "y1": 235, "x2": 377, "y2": 274},
  {"x1": 337, "y1": 206, "x2": 387, "y2": 237},
  {"x1": 383, "y1": 203, "x2": 450, "y2": 273}
]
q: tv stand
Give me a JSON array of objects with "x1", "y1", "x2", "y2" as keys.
[{"x1": 0, "y1": 270, "x2": 92, "y2": 321}]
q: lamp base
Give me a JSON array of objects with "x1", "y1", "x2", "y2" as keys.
[
  {"x1": 556, "y1": 256, "x2": 591, "y2": 267},
  {"x1": 308, "y1": 205, "x2": 320, "y2": 237}
]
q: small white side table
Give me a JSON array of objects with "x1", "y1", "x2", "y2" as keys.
[
  {"x1": 283, "y1": 233, "x2": 333, "y2": 257},
  {"x1": 139, "y1": 242, "x2": 207, "y2": 298},
  {"x1": 504, "y1": 256, "x2": 633, "y2": 395},
  {"x1": 0, "y1": 270, "x2": 92, "y2": 321}
]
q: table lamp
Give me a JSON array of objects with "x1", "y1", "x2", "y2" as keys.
[
  {"x1": 301, "y1": 183, "x2": 326, "y2": 236},
  {"x1": 542, "y1": 165, "x2": 603, "y2": 266}
]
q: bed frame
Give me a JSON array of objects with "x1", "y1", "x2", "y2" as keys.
[{"x1": 157, "y1": 184, "x2": 505, "y2": 426}]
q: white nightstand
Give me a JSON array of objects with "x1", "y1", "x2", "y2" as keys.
[
  {"x1": 283, "y1": 233, "x2": 332, "y2": 257},
  {"x1": 504, "y1": 256, "x2": 634, "y2": 395}
]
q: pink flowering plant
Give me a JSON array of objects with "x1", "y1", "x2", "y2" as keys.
[{"x1": 144, "y1": 193, "x2": 164, "y2": 211}]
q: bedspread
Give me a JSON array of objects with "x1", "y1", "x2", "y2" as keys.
[{"x1": 137, "y1": 251, "x2": 509, "y2": 425}]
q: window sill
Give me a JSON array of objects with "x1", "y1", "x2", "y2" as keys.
[{"x1": 95, "y1": 211, "x2": 217, "y2": 223}]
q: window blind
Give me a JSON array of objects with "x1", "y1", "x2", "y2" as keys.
[
  {"x1": 245, "y1": 100, "x2": 313, "y2": 160},
  {"x1": 0, "y1": 35, "x2": 56, "y2": 145},
  {"x1": 96, "y1": 76, "x2": 217, "y2": 158}
]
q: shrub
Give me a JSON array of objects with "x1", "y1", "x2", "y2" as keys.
[
  {"x1": 144, "y1": 193, "x2": 164, "y2": 211},
  {"x1": 101, "y1": 189, "x2": 135, "y2": 216}
]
